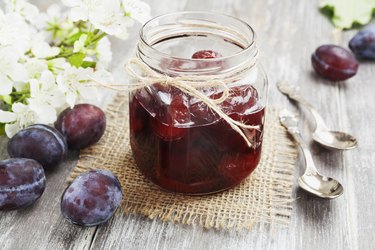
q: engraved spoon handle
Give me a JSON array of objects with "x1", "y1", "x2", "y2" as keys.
[
  {"x1": 279, "y1": 110, "x2": 319, "y2": 175},
  {"x1": 277, "y1": 81, "x2": 329, "y2": 131}
]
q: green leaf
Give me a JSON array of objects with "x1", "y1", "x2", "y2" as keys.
[
  {"x1": 0, "y1": 95, "x2": 12, "y2": 105},
  {"x1": 68, "y1": 52, "x2": 86, "y2": 67},
  {"x1": 64, "y1": 31, "x2": 83, "y2": 46},
  {"x1": 320, "y1": 0, "x2": 375, "y2": 29},
  {"x1": 81, "y1": 61, "x2": 97, "y2": 68},
  {"x1": 0, "y1": 123, "x2": 5, "y2": 136}
]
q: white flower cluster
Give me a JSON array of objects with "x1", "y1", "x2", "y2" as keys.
[{"x1": 0, "y1": 0, "x2": 151, "y2": 137}]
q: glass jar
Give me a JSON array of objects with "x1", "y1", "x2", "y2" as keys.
[{"x1": 128, "y1": 11, "x2": 268, "y2": 195}]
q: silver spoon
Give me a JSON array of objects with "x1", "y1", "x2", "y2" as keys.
[
  {"x1": 279, "y1": 109, "x2": 344, "y2": 199},
  {"x1": 277, "y1": 81, "x2": 358, "y2": 150}
]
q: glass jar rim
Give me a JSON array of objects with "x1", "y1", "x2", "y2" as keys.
[{"x1": 139, "y1": 11, "x2": 257, "y2": 63}]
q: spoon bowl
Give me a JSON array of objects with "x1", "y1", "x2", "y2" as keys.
[
  {"x1": 312, "y1": 130, "x2": 358, "y2": 150},
  {"x1": 277, "y1": 81, "x2": 358, "y2": 150},
  {"x1": 298, "y1": 173, "x2": 344, "y2": 199}
]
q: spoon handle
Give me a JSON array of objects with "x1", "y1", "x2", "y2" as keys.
[
  {"x1": 279, "y1": 110, "x2": 319, "y2": 175},
  {"x1": 277, "y1": 81, "x2": 329, "y2": 131}
]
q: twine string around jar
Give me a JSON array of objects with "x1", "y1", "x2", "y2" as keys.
[{"x1": 90, "y1": 51, "x2": 260, "y2": 147}]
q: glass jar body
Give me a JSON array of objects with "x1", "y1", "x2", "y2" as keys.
[{"x1": 129, "y1": 12, "x2": 268, "y2": 194}]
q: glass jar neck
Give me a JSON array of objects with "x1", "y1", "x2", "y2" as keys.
[{"x1": 137, "y1": 11, "x2": 258, "y2": 76}]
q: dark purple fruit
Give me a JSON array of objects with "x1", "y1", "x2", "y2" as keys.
[
  {"x1": 0, "y1": 158, "x2": 46, "y2": 210},
  {"x1": 311, "y1": 45, "x2": 359, "y2": 81},
  {"x1": 192, "y1": 50, "x2": 222, "y2": 59},
  {"x1": 61, "y1": 169, "x2": 122, "y2": 227},
  {"x1": 349, "y1": 25, "x2": 375, "y2": 59},
  {"x1": 55, "y1": 104, "x2": 106, "y2": 150},
  {"x1": 8, "y1": 124, "x2": 67, "y2": 169}
]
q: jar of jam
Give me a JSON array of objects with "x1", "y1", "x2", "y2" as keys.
[{"x1": 128, "y1": 12, "x2": 268, "y2": 194}]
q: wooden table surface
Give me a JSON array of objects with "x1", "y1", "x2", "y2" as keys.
[{"x1": 1, "y1": 1, "x2": 374, "y2": 249}]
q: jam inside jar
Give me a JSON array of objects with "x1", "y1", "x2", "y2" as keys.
[{"x1": 129, "y1": 12, "x2": 268, "y2": 194}]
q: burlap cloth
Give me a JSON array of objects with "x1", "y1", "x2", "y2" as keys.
[{"x1": 68, "y1": 94, "x2": 297, "y2": 230}]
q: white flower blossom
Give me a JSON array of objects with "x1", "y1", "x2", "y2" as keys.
[
  {"x1": 29, "y1": 70, "x2": 66, "y2": 109},
  {"x1": 13, "y1": 56, "x2": 37, "y2": 93},
  {"x1": 3, "y1": 103, "x2": 38, "y2": 138},
  {"x1": 73, "y1": 34, "x2": 89, "y2": 53},
  {"x1": 40, "y1": 4, "x2": 75, "y2": 44},
  {"x1": 24, "y1": 57, "x2": 67, "y2": 83},
  {"x1": 44, "y1": 4, "x2": 63, "y2": 25},
  {"x1": 95, "y1": 37, "x2": 112, "y2": 68},
  {"x1": 0, "y1": 10, "x2": 33, "y2": 54},
  {"x1": 27, "y1": 70, "x2": 65, "y2": 124},
  {"x1": 0, "y1": 47, "x2": 28, "y2": 95},
  {"x1": 62, "y1": 0, "x2": 134, "y2": 39},
  {"x1": 122, "y1": 0, "x2": 151, "y2": 24},
  {"x1": 0, "y1": 110, "x2": 17, "y2": 123},
  {"x1": 62, "y1": 0, "x2": 89, "y2": 21},
  {"x1": 48, "y1": 58, "x2": 68, "y2": 73},
  {"x1": 31, "y1": 40, "x2": 60, "y2": 59},
  {"x1": 24, "y1": 57, "x2": 48, "y2": 80},
  {"x1": 56, "y1": 64, "x2": 112, "y2": 108},
  {"x1": 3, "y1": 0, "x2": 41, "y2": 27},
  {"x1": 28, "y1": 97, "x2": 58, "y2": 125},
  {"x1": 1, "y1": 70, "x2": 66, "y2": 137},
  {"x1": 73, "y1": 34, "x2": 112, "y2": 68}
]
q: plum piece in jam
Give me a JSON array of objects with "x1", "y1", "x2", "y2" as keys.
[
  {"x1": 147, "y1": 85, "x2": 189, "y2": 140},
  {"x1": 150, "y1": 120, "x2": 187, "y2": 141},
  {"x1": 218, "y1": 151, "x2": 261, "y2": 186},
  {"x1": 192, "y1": 50, "x2": 222, "y2": 59},
  {"x1": 129, "y1": 92, "x2": 149, "y2": 134},
  {"x1": 192, "y1": 50, "x2": 223, "y2": 69}
]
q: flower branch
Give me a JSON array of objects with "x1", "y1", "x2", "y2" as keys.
[{"x1": 0, "y1": 0, "x2": 151, "y2": 137}]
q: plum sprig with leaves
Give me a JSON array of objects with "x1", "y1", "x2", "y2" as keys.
[{"x1": 0, "y1": 0, "x2": 151, "y2": 138}]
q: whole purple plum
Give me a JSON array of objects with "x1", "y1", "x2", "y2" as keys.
[
  {"x1": 61, "y1": 169, "x2": 122, "y2": 227},
  {"x1": 0, "y1": 158, "x2": 46, "y2": 210},
  {"x1": 7, "y1": 124, "x2": 67, "y2": 169},
  {"x1": 311, "y1": 44, "x2": 358, "y2": 81},
  {"x1": 349, "y1": 25, "x2": 375, "y2": 59},
  {"x1": 55, "y1": 104, "x2": 106, "y2": 150}
]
